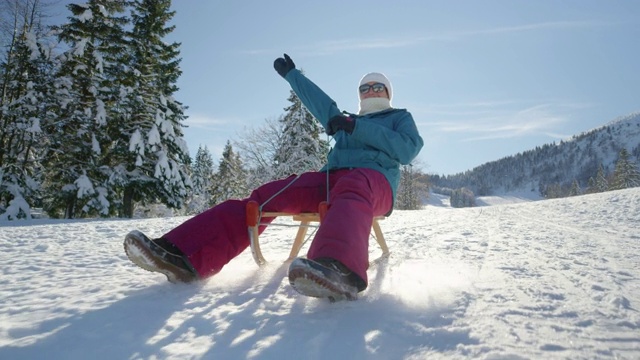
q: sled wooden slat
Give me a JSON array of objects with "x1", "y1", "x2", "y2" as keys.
[{"x1": 246, "y1": 201, "x2": 388, "y2": 266}]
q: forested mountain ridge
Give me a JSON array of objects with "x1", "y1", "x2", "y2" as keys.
[{"x1": 430, "y1": 112, "x2": 640, "y2": 196}]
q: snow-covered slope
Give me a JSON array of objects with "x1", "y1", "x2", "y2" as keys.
[
  {"x1": 1, "y1": 188, "x2": 639, "y2": 359},
  {"x1": 432, "y1": 111, "x2": 640, "y2": 195}
]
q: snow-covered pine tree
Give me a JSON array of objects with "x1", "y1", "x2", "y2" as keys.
[
  {"x1": 210, "y1": 141, "x2": 248, "y2": 206},
  {"x1": 450, "y1": 187, "x2": 476, "y2": 208},
  {"x1": 43, "y1": 0, "x2": 129, "y2": 218},
  {"x1": 587, "y1": 163, "x2": 609, "y2": 194},
  {"x1": 611, "y1": 148, "x2": 640, "y2": 190},
  {"x1": 396, "y1": 164, "x2": 420, "y2": 210},
  {"x1": 568, "y1": 179, "x2": 581, "y2": 196},
  {"x1": 115, "y1": 0, "x2": 191, "y2": 218},
  {"x1": 187, "y1": 145, "x2": 215, "y2": 213},
  {"x1": 0, "y1": 0, "x2": 53, "y2": 219},
  {"x1": 273, "y1": 88, "x2": 329, "y2": 179}
]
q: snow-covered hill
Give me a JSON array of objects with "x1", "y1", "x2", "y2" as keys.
[
  {"x1": 1, "y1": 189, "x2": 639, "y2": 359},
  {"x1": 432, "y1": 111, "x2": 640, "y2": 195}
]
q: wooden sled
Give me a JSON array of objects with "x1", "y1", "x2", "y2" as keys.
[{"x1": 246, "y1": 200, "x2": 389, "y2": 266}]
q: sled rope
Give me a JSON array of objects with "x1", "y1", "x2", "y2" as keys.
[
  {"x1": 255, "y1": 134, "x2": 333, "y2": 229},
  {"x1": 257, "y1": 173, "x2": 303, "y2": 225},
  {"x1": 258, "y1": 134, "x2": 333, "y2": 212},
  {"x1": 325, "y1": 133, "x2": 333, "y2": 204}
]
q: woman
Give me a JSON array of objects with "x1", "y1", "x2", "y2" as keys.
[{"x1": 124, "y1": 54, "x2": 423, "y2": 301}]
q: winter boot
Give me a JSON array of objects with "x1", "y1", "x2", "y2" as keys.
[
  {"x1": 124, "y1": 230, "x2": 198, "y2": 283},
  {"x1": 288, "y1": 257, "x2": 360, "y2": 302}
]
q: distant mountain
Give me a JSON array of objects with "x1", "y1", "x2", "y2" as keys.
[{"x1": 430, "y1": 112, "x2": 640, "y2": 196}]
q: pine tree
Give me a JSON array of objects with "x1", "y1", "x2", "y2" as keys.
[
  {"x1": 273, "y1": 87, "x2": 329, "y2": 179},
  {"x1": 568, "y1": 179, "x2": 581, "y2": 196},
  {"x1": 450, "y1": 187, "x2": 475, "y2": 208},
  {"x1": 588, "y1": 163, "x2": 609, "y2": 193},
  {"x1": 586, "y1": 177, "x2": 596, "y2": 194},
  {"x1": 210, "y1": 141, "x2": 248, "y2": 206},
  {"x1": 596, "y1": 164, "x2": 609, "y2": 192},
  {"x1": 611, "y1": 148, "x2": 640, "y2": 190},
  {"x1": 396, "y1": 164, "x2": 421, "y2": 210},
  {"x1": 43, "y1": 0, "x2": 129, "y2": 218},
  {"x1": 114, "y1": 0, "x2": 191, "y2": 218},
  {"x1": 0, "y1": 0, "x2": 53, "y2": 219},
  {"x1": 188, "y1": 145, "x2": 215, "y2": 213}
]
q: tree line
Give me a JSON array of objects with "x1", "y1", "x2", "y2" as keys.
[
  {"x1": 1, "y1": 0, "x2": 190, "y2": 219},
  {"x1": 543, "y1": 148, "x2": 640, "y2": 198}
]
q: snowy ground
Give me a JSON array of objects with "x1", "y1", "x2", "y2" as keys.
[{"x1": 1, "y1": 188, "x2": 639, "y2": 359}]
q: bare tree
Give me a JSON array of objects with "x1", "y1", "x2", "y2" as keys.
[{"x1": 234, "y1": 117, "x2": 283, "y2": 189}]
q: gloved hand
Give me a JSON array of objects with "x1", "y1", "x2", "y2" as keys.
[
  {"x1": 327, "y1": 115, "x2": 356, "y2": 136},
  {"x1": 273, "y1": 54, "x2": 295, "y2": 78}
]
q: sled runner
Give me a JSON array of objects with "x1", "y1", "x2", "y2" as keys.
[{"x1": 246, "y1": 200, "x2": 389, "y2": 266}]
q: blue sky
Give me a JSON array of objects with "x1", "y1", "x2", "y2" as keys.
[{"x1": 58, "y1": 1, "x2": 640, "y2": 175}]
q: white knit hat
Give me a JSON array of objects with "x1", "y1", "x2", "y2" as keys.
[{"x1": 359, "y1": 72, "x2": 392, "y2": 101}]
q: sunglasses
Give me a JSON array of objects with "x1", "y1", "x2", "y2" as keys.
[{"x1": 359, "y1": 83, "x2": 386, "y2": 94}]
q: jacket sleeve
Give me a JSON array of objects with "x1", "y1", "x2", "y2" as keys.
[
  {"x1": 284, "y1": 69, "x2": 342, "y2": 129},
  {"x1": 351, "y1": 111, "x2": 424, "y2": 165}
]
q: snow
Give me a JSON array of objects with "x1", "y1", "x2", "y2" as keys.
[
  {"x1": 23, "y1": 31, "x2": 40, "y2": 61},
  {"x1": 129, "y1": 129, "x2": 143, "y2": 153},
  {"x1": 0, "y1": 192, "x2": 31, "y2": 221},
  {"x1": 148, "y1": 125, "x2": 161, "y2": 146},
  {"x1": 475, "y1": 190, "x2": 543, "y2": 206},
  {"x1": 1, "y1": 188, "x2": 639, "y2": 359},
  {"x1": 26, "y1": 117, "x2": 41, "y2": 134},
  {"x1": 78, "y1": 7, "x2": 93, "y2": 23},
  {"x1": 73, "y1": 38, "x2": 88, "y2": 56},
  {"x1": 74, "y1": 174, "x2": 94, "y2": 198},
  {"x1": 91, "y1": 133, "x2": 101, "y2": 154},
  {"x1": 95, "y1": 98, "x2": 106, "y2": 126}
]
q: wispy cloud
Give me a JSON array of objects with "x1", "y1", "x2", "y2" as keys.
[
  {"x1": 247, "y1": 20, "x2": 610, "y2": 56},
  {"x1": 454, "y1": 20, "x2": 607, "y2": 38},
  {"x1": 184, "y1": 113, "x2": 229, "y2": 130},
  {"x1": 303, "y1": 38, "x2": 423, "y2": 56},
  {"x1": 242, "y1": 37, "x2": 423, "y2": 57},
  {"x1": 461, "y1": 105, "x2": 569, "y2": 141},
  {"x1": 418, "y1": 102, "x2": 594, "y2": 141}
]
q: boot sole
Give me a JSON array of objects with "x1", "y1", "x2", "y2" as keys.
[
  {"x1": 288, "y1": 263, "x2": 357, "y2": 302},
  {"x1": 124, "y1": 232, "x2": 196, "y2": 284}
]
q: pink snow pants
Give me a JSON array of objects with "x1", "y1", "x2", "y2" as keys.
[{"x1": 163, "y1": 168, "x2": 392, "y2": 289}]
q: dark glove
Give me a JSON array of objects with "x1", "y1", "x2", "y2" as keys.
[
  {"x1": 273, "y1": 53, "x2": 295, "y2": 78},
  {"x1": 327, "y1": 115, "x2": 356, "y2": 136}
]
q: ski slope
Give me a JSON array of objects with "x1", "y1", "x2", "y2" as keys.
[{"x1": 1, "y1": 188, "x2": 639, "y2": 359}]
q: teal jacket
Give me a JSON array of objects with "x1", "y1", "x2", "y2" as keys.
[{"x1": 285, "y1": 69, "x2": 424, "y2": 202}]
